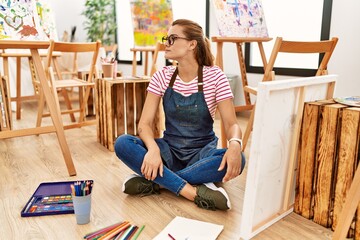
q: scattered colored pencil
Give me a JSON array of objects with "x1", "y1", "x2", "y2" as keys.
[
  {"x1": 132, "y1": 225, "x2": 145, "y2": 240},
  {"x1": 84, "y1": 221, "x2": 145, "y2": 240}
]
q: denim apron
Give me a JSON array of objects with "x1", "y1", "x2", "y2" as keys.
[{"x1": 155, "y1": 66, "x2": 220, "y2": 172}]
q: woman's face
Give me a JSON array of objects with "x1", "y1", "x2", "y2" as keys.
[{"x1": 163, "y1": 25, "x2": 194, "y2": 61}]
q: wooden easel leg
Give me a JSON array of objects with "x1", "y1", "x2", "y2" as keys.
[
  {"x1": 242, "y1": 105, "x2": 255, "y2": 151},
  {"x1": 31, "y1": 49, "x2": 76, "y2": 176}
]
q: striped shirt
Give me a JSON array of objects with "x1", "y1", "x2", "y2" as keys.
[{"x1": 147, "y1": 65, "x2": 233, "y2": 119}]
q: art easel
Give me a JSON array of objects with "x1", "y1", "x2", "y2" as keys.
[
  {"x1": 0, "y1": 41, "x2": 76, "y2": 176},
  {"x1": 0, "y1": 51, "x2": 61, "y2": 120},
  {"x1": 211, "y1": 36, "x2": 272, "y2": 147}
]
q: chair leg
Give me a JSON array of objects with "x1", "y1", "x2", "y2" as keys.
[
  {"x1": 242, "y1": 106, "x2": 255, "y2": 151},
  {"x1": 60, "y1": 88, "x2": 76, "y2": 122},
  {"x1": 79, "y1": 86, "x2": 92, "y2": 122}
]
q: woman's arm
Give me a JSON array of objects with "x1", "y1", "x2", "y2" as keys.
[
  {"x1": 216, "y1": 98, "x2": 243, "y2": 182},
  {"x1": 137, "y1": 92, "x2": 164, "y2": 180}
]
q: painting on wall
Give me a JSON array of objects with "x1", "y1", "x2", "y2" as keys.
[
  {"x1": 130, "y1": 0, "x2": 173, "y2": 46},
  {"x1": 0, "y1": 0, "x2": 48, "y2": 40},
  {"x1": 212, "y1": 0, "x2": 268, "y2": 37}
]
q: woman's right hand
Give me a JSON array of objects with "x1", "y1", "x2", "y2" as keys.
[{"x1": 141, "y1": 149, "x2": 163, "y2": 181}]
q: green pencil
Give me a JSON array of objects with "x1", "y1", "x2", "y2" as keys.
[{"x1": 132, "y1": 225, "x2": 145, "y2": 240}]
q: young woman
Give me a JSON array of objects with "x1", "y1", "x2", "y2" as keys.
[{"x1": 115, "y1": 19, "x2": 245, "y2": 211}]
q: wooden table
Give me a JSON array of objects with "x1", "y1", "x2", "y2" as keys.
[
  {"x1": 130, "y1": 46, "x2": 156, "y2": 76},
  {"x1": 0, "y1": 51, "x2": 61, "y2": 120},
  {"x1": 211, "y1": 36, "x2": 272, "y2": 147},
  {"x1": 96, "y1": 77, "x2": 161, "y2": 151},
  {"x1": 0, "y1": 41, "x2": 76, "y2": 176}
]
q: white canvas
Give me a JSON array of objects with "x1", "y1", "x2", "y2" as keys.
[
  {"x1": 212, "y1": 0, "x2": 268, "y2": 37},
  {"x1": 240, "y1": 75, "x2": 337, "y2": 239}
]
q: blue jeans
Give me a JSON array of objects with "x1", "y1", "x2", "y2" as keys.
[{"x1": 114, "y1": 134, "x2": 246, "y2": 195}]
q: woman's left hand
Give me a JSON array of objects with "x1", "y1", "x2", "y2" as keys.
[{"x1": 218, "y1": 141, "x2": 242, "y2": 182}]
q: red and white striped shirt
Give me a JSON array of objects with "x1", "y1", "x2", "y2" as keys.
[{"x1": 147, "y1": 65, "x2": 233, "y2": 119}]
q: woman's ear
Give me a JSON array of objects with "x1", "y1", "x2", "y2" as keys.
[{"x1": 189, "y1": 39, "x2": 197, "y2": 50}]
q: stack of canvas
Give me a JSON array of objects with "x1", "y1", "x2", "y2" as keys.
[{"x1": 295, "y1": 99, "x2": 360, "y2": 239}]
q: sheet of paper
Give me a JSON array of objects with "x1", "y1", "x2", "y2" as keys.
[{"x1": 153, "y1": 216, "x2": 224, "y2": 240}]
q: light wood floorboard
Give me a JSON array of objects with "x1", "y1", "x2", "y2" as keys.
[{"x1": 0, "y1": 101, "x2": 335, "y2": 239}]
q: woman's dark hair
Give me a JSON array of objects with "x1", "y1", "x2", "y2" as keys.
[{"x1": 172, "y1": 19, "x2": 214, "y2": 66}]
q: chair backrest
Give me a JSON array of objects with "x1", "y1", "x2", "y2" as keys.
[
  {"x1": 102, "y1": 44, "x2": 117, "y2": 58},
  {"x1": 263, "y1": 37, "x2": 338, "y2": 81},
  {"x1": 46, "y1": 40, "x2": 101, "y2": 83},
  {"x1": 150, "y1": 42, "x2": 167, "y2": 76}
]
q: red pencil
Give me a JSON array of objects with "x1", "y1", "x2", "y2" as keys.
[{"x1": 168, "y1": 233, "x2": 176, "y2": 240}]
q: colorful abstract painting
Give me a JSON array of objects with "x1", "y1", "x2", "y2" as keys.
[
  {"x1": 130, "y1": 0, "x2": 173, "y2": 46},
  {"x1": 35, "y1": 0, "x2": 58, "y2": 40},
  {"x1": 212, "y1": 0, "x2": 268, "y2": 37},
  {"x1": 0, "y1": 0, "x2": 48, "y2": 40}
]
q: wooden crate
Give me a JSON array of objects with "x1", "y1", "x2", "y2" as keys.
[
  {"x1": 95, "y1": 77, "x2": 161, "y2": 151},
  {"x1": 295, "y1": 100, "x2": 360, "y2": 239}
]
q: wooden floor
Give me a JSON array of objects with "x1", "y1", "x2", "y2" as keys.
[{"x1": 0, "y1": 101, "x2": 335, "y2": 240}]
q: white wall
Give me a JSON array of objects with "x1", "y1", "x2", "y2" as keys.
[
  {"x1": 48, "y1": 0, "x2": 87, "y2": 42},
  {"x1": 50, "y1": 0, "x2": 359, "y2": 97},
  {"x1": 328, "y1": 0, "x2": 360, "y2": 97}
]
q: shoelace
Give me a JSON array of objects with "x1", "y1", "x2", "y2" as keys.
[
  {"x1": 138, "y1": 182, "x2": 158, "y2": 197},
  {"x1": 194, "y1": 196, "x2": 216, "y2": 210}
]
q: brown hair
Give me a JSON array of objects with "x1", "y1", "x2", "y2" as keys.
[{"x1": 172, "y1": 19, "x2": 214, "y2": 66}]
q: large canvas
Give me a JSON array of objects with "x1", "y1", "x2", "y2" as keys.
[
  {"x1": 212, "y1": 0, "x2": 268, "y2": 37},
  {"x1": 130, "y1": 0, "x2": 173, "y2": 46},
  {"x1": 239, "y1": 75, "x2": 337, "y2": 239},
  {"x1": 35, "y1": 0, "x2": 58, "y2": 40},
  {"x1": 0, "y1": 0, "x2": 48, "y2": 40}
]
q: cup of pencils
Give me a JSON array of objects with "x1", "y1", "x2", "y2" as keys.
[
  {"x1": 101, "y1": 57, "x2": 116, "y2": 79},
  {"x1": 71, "y1": 180, "x2": 94, "y2": 225}
]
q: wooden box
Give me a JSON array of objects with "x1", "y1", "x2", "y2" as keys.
[
  {"x1": 95, "y1": 77, "x2": 161, "y2": 151},
  {"x1": 295, "y1": 100, "x2": 360, "y2": 239}
]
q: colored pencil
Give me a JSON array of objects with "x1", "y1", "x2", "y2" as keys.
[
  {"x1": 132, "y1": 225, "x2": 145, "y2": 240},
  {"x1": 84, "y1": 221, "x2": 125, "y2": 239},
  {"x1": 125, "y1": 225, "x2": 138, "y2": 240},
  {"x1": 98, "y1": 222, "x2": 131, "y2": 240},
  {"x1": 117, "y1": 225, "x2": 133, "y2": 240}
]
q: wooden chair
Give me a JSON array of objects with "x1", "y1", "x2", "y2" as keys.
[
  {"x1": 35, "y1": 40, "x2": 101, "y2": 128},
  {"x1": 150, "y1": 42, "x2": 177, "y2": 76},
  {"x1": 241, "y1": 37, "x2": 338, "y2": 151}
]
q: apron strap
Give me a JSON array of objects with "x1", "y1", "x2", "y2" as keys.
[{"x1": 169, "y1": 66, "x2": 204, "y2": 92}]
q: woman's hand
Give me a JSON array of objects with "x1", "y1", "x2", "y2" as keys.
[
  {"x1": 141, "y1": 149, "x2": 164, "y2": 181},
  {"x1": 218, "y1": 141, "x2": 242, "y2": 182}
]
